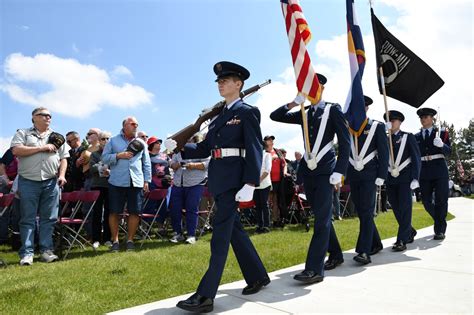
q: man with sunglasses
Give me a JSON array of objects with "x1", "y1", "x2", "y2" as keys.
[
  {"x1": 64, "y1": 131, "x2": 85, "y2": 192},
  {"x1": 11, "y1": 107, "x2": 69, "y2": 265},
  {"x1": 415, "y1": 107, "x2": 451, "y2": 240}
]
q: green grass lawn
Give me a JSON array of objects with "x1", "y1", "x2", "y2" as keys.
[{"x1": 0, "y1": 203, "x2": 453, "y2": 314}]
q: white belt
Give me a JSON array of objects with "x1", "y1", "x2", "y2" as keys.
[
  {"x1": 211, "y1": 148, "x2": 245, "y2": 159},
  {"x1": 421, "y1": 154, "x2": 444, "y2": 161}
]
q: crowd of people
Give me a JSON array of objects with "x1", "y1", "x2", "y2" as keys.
[{"x1": 0, "y1": 60, "x2": 455, "y2": 313}]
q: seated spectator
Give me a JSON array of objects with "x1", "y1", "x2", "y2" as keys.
[
  {"x1": 168, "y1": 134, "x2": 209, "y2": 244},
  {"x1": 89, "y1": 131, "x2": 112, "y2": 248}
]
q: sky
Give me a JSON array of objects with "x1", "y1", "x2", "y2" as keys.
[{"x1": 1, "y1": 0, "x2": 472, "y2": 157}]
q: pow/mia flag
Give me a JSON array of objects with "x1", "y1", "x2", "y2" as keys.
[{"x1": 371, "y1": 8, "x2": 444, "y2": 108}]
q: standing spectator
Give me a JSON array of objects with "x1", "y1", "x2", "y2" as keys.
[
  {"x1": 11, "y1": 107, "x2": 69, "y2": 265},
  {"x1": 290, "y1": 151, "x2": 304, "y2": 186},
  {"x1": 169, "y1": 134, "x2": 210, "y2": 244},
  {"x1": 1, "y1": 148, "x2": 18, "y2": 181},
  {"x1": 0, "y1": 149, "x2": 17, "y2": 245},
  {"x1": 89, "y1": 131, "x2": 112, "y2": 248},
  {"x1": 64, "y1": 131, "x2": 85, "y2": 192},
  {"x1": 265, "y1": 135, "x2": 287, "y2": 227},
  {"x1": 138, "y1": 131, "x2": 149, "y2": 142},
  {"x1": 101, "y1": 116, "x2": 151, "y2": 252},
  {"x1": 145, "y1": 136, "x2": 171, "y2": 234},
  {"x1": 254, "y1": 141, "x2": 272, "y2": 233}
]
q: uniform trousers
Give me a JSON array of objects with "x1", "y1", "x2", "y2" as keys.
[
  {"x1": 420, "y1": 178, "x2": 448, "y2": 234},
  {"x1": 303, "y1": 175, "x2": 342, "y2": 276},
  {"x1": 387, "y1": 182, "x2": 412, "y2": 243},
  {"x1": 196, "y1": 188, "x2": 268, "y2": 299},
  {"x1": 351, "y1": 180, "x2": 382, "y2": 254}
]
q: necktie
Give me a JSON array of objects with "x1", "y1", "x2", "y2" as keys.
[{"x1": 424, "y1": 129, "x2": 430, "y2": 139}]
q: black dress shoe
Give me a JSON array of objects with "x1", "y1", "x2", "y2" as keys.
[
  {"x1": 353, "y1": 253, "x2": 371, "y2": 265},
  {"x1": 407, "y1": 228, "x2": 417, "y2": 244},
  {"x1": 324, "y1": 258, "x2": 344, "y2": 270},
  {"x1": 392, "y1": 241, "x2": 407, "y2": 252},
  {"x1": 176, "y1": 293, "x2": 214, "y2": 313},
  {"x1": 242, "y1": 277, "x2": 271, "y2": 295},
  {"x1": 370, "y1": 245, "x2": 383, "y2": 256},
  {"x1": 293, "y1": 270, "x2": 324, "y2": 284},
  {"x1": 433, "y1": 233, "x2": 446, "y2": 240}
]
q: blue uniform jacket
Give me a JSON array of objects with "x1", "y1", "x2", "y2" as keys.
[
  {"x1": 182, "y1": 100, "x2": 263, "y2": 196},
  {"x1": 386, "y1": 131, "x2": 421, "y2": 185},
  {"x1": 415, "y1": 128, "x2": 451, "y2": 180},
  {"x1": 347, "y1": 119, "x2": 389, "y2": 182},
  {"x1": 270, "y1": 102, "x2": 350, "y2": 177}
]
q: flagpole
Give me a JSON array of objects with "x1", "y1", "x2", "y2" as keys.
[
  {"x1": 378, "y1": 66, "x2": 395, "y2": 167},
  {"x1": 300, "y1": 103, "x2": 312, "y2": 157}
]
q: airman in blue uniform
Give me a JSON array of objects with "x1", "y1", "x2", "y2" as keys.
[
  {"x1": 384, "y1": 110, "x2": 421, "y2": 251},
  {"x1": 414, "y1": 107, "x2": 451, "y2": 240},
  {"x1": 270, "y1": 74, "x2": 350, "y2": 283},
  {"x1": 347, "y1": 96, "x2": 389, "y2": 265},
  {"x1": 170, "y1": 61, "x2": 269, "y2": 313}
]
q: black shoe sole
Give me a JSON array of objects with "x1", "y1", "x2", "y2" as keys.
[
  {"x1": 294, "y1": 276, "x2": 324, "y2": 284},
  {"x1": 353, "y1": 256, "x2": 371, "y2": 265},
  {"x1": 176, "y1": 304, "x2": 213, "y2": 313},
  {"x1": 242, "y1": 278, "x2": 271, "y2": 295},
  {"x1": 324, "y1": 260, "x2": 344, "y2": 270}
]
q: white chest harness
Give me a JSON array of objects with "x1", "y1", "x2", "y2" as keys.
[
  {"x1": 304, "y1": 104, "x2": 334, "y2": 170},
  {"x1": 388, "y1": 134, "x2": 411, "y2": 177},
  {"x1": 349, "y1": 121, "x2": 379, "y2": 171}
]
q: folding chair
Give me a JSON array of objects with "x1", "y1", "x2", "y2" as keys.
[
  {"x1": 339, "y1": 184, "x2": 352, "y2": 217},
  {"x1": 197, "y1": 187, "x2": 215, "y2": 237},
  {"x1": 0, "y1": 193, "x2": 15, "y2": 218},
  {"x1": 57, "y1": 191, "x2": 82, "y2": 256},
  {"x1": 238, "y1": 200, "x2": 256, "y2": 226},
  {"x1": 60, "y1": 190, "x2": 100, "y2": 259},
  {"x1": 140, "y1": 188, "x2": 168, "y2": 247}
]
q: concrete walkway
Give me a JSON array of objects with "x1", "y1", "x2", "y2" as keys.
[{"x1": 110, "y1": 198, "x2": 473, "y2": 314}]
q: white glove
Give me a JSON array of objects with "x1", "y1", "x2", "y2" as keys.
[
  {"x1": 385, "y1": 122, "x2": 392, "y2": 131},
  {"x1": 235, "y1": 184, "x2": 255, "y2": 202},
  {"x1": 375, "y1": 178, "x2": 385, "y2": 186},
  {"x1": 329, "y1": 172, "x2": 343, "y2": 186},
  {"x1": 305, "y1": 153, "x2": 317, "y2": 170},
  {"x1": 433, "y1": 137, "x2": 444, "y2": 148},
  {"x1": 293, "y1": 93, "x2": 306, "y2": 105},
  {"x1": 164, "y1": 138, "x2": 177, "y2": 151},
  {"x1": 410, "y1": 179, "x2": 420, "y2": 190}
]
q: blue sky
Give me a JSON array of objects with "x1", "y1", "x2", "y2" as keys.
[{"x1": 1, "y1": 0, "x2": 472, "y2": 156}]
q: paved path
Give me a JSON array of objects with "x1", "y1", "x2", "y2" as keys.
[{"x1": 110, "y1": 197, "x2": 473, "y2": 314}]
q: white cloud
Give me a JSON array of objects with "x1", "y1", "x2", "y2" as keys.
[
  {"x1": 72, "y1": 43, "x2": 79, "y2": 53},
  {"x1": 0, "y1": 53, "x2": 153, "y2": 118},
  {"x1": 253, "y1": 0, "x2": 472, "y2": 157},
  {"x1": 112, "y1": 65, "x2": 133, "y2": 78},
  {"x1": 19, "y1": 25, "x2": 30, "y2": 31},
  {"x1": 0, "y1": 137, "x2": 12, "y2": 155}
]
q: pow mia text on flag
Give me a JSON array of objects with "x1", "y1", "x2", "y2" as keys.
[{"x1": 379, "y1": 40, "x2": 411, "y2": 84}]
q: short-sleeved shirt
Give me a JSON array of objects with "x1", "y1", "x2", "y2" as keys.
[
  {"x1": 171, "y1": 152, "x2": 209, "y2": 187},
  {"x1": 10, "y1": 127, "x2": 70, "y2": 181}
]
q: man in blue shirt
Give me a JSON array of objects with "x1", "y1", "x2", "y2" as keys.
[{"x1": 102, "y1": 116, "x2": 151, "y2": 252}]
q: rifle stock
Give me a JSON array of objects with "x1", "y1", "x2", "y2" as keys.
[{"x1": 168, "y1": 79, "x2": 271, "y2": 152}]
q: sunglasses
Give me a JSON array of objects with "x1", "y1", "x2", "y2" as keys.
[
  {"x1": 140, "y1": 135, "x2": 148, "y2": 139},
  {"x1": 129, "y1": 122, "x2": 139, "y2": 127},
  {"x1": 35, "y1": 113, "x2": 52, "y2": 119},
  {"x1": 100, "y1": 137, "x2": 110, "y2": 141},
  {"x1": 87, "y1": 132, "x2": 97, "y2": 136}
]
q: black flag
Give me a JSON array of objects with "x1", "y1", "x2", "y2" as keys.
[{"x1": 371, "y1": 8, "x2": 444, "y2": 108}]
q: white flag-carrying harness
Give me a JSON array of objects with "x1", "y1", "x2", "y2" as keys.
[
  {"x1": 304, "y1": 104, "x2": 334, "y2": 170},
  {"x1": 349, "y1": 121, "x2": 379, "y2": 171},
  {"x1": 388, "y1": 133, "x2": 411, "y2": 177}
]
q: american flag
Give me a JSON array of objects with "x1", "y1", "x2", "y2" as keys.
[
  {"x1": 344, "y1": 0, "x2": 367, "y2": 136},
  {"x1": 281, "y1": 0, "x2": 322, "y2": 104}
]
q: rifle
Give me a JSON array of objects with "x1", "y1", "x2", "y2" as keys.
[{"x1": 168, "y1": 79, "x2": 271, "y2": 152}]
